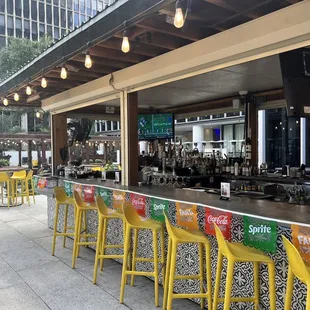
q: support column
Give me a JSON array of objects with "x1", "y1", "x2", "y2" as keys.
[
  {"x1": 258, "y1": 110, "x2": 266, "y2": 166},
  {"x1": 18, "y1": 142, "x2": 22, "y2": 167},
  {"x1": 301, "y1": 117, "x2": 306, "y2": 165},
  {"x1": 41, "y1": 139, "x2": 46, "y2": 164},
  {"x1": 27, "y1": 140, "x2": 32, "y2": 169},
  {"x1": 247, "y1": 101, "x2": 258, "y2": 166},
  {"x1": 192, "y1": 125, "x2": 204, "y2": 152},
  {"x1": 120, "y1": 91, "x2": 138, "y2": 186},
  {"x1": 51, "y1": 114, "x2": 67, "y2": 175}
]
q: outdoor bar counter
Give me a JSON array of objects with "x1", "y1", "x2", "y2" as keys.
[{"x1": 40, "y1": 176, "x2": 310, "y2": 309}]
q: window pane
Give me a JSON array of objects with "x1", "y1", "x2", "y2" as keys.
[
  {"x1": 46, "y1": 0, "x2": 51, "y2": 3},
  {"x1": 61, "y1": 9, "x2": 66, "y2": 27},
  {"x1": 80, "y1": 14, "x2": 85, "y2": 23},
  {"x1": 39, "y1": 3, "x2": 44, "y2": 22},
  {"x1": 54, "y1": 0, "x2": 59, "y2": 4},
  {"x1": 80, "y1": 0, "x2": 85, "y2": 13},
  {"x1": 54, "y1": 26, "x2": 59, "y2": 39},
  {"x1": 23, "y1": 0, "x2": 30, "y2": 18},
  {"x1": 107, "y1": 121, "x2": 111, "y2": 131},
  {"x1": 113, "y1": 121, "x2": 118, "y2": 131},
  {"x1": 0, "y1": 36, "x2": 5, "y2": 49},
  {"x1": 39, "y1": 23, "x2": 45, "y2": 38},
  {"x1": 0, "y1": 14, "x2": 4, "y2": 35},
  {"x1": 32, "y1": 21, "x2": 37, "y2": 40},
  {"x1": 46, "y1": 5, "x2": 52, "y2": 24},
  {"x1": 60, "y1": 0, "x2": 65, "y2": 7},
  {"x1": 24, "y1": 20, "x2": 30, "y2": 38},
  {"x1": 74, "y1": 12, "x2": 79, "y2": 27},
  {"x1": 7, "y1": 0, "x2": 13, "y2": 14},
  {"x1": 47, "y1": 25, "x2": 52, "y2": 36},
  {"x1": 74, "y1": 0, "x2": 78, "y2": 11},
  {"x1": 31, "y1": 1, "x2": 37, "y2": 20},
  {"x1": 98, "y1": 1, "x2": 103, "y2": 11},
  {"x1": 68, "y1": 11, "x2": 73, "y2": 29},
  {"x1": 53, "y1": 6, "x2": 59, "y2": 25},
  {"x1": 87, "y1": 0, "x2": 91, "y2": 15},
  {"x1": 0, "y1": 0, "x2": 4, "y2": 13},
  {"x1": 15, "y1": 18, "x2": 22, "y2": 37},
  {"x1": 15, "y1": 0, "x2": 22, "y2": 16},
  {"x1": 7, "y1": 16, "x2": 13, "y2": 36},
  {"x1": 67, "y1": 0, "x2": 72, "y2": 9},
  {"x1": 61, "y1": 28, "x2": 66, "y2": 37},
  {"x1": 92, "y1": 0, "x2": 97, "y2": 15}
]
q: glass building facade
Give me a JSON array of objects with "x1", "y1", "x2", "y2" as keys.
[{"x1": 0, "y1": 0, "x2": 113, "y2": 48}]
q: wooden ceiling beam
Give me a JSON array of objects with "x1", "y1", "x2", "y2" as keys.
[
  {"x1": 71, "y1": 55, "x2": 131, "y2": 69},
  {"x1": 136, "y1": 16, "x2": 204, "y2": 41},
  {"x1": 46, "y1": 71, "x2": 96, "y2": 82},
  {"x1": 51, "y1": 68, "x2": 103, "y2": 79},
  {"x1": 66, "y1": 61, "x2": 118, "y2": 75},
  {"x1": 97, "y1": 37, "x2": 167, "y2": 58},
  {"x1": 89, "y1": 46, "x2": 147, "y2": 63}
]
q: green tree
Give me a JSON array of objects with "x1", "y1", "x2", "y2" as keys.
[{"x1": 0, "y1": 36, "x2": 52, "y2": 80}]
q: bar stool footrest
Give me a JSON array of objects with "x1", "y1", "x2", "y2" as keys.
[
  {"x1": 134, "y1": 257, "x2": 155, "y2": 263},
  {"x1": 103, "y1": 244, "x2": 124, "y2": 249},
  {"x1": 77, "y1": 241, "x2": 97, "y2": 246},
  {"x1": 125, "y1": 271, "x2": 155, "y2": 277},
  {"x1": 217, "y1": 297, "x2": 255, "y2": 302},
  {"x1": 172, "y1": 293, "x2": 211, "y2": 299},
  {"x1": 98, "y1": 254, "x2": 124, "y2": 259},
  {"x1": 174, "y1": 275, "x2": 201, "y2": 280}
]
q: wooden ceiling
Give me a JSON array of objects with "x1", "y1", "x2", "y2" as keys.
[{"x1": 3, "y1": 0, "x2": 303, "y2": 107}]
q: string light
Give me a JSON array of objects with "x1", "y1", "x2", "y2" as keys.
[
  {"x1": 14, "y1": 93, "x2": 19, "y2": 101},
  {"x1": 121, "y1": 29, "x2": 130, "y2": 53},
  {"x1": 174, "y1": 0, "x2": 184, "y2": 28},
  {"x1": 41, "y1": 76, "x2": 47, "y2": 88},
  {"x1": 60, "y1": 66, "x2": 67, "y2": 79},
  {"x1": 36, "y1": 111, "x2": 41, "y2": 118},
  {"x1": 84, "y1": 51, "x2": 92, "y2": 69},
  {"x1": 3, "y1": 98, "x2": 8, "y2": 106},
  {"x1": 26, "y1": 85, "x2": 32, "y2": 95}
]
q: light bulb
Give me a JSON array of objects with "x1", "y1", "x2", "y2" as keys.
[
  {"x1": 174, "y1": 1, "x2": 184, "y2": 28},
  {"x1": 85, "y1": 53, "x2": 92, "y2": 68},
  {"x1": 26, "y1": 85, "x2": 32, "y2": 95},
  {"x1": 121, "y1": 31, "x2": 130, "y2": 53},
  {"x1": 41, "y1": 77, "x2": 47, "y2": 88},
  {"x1": 3, "y1": 98, "x2": 8, "y2": 106},
  {"x1": 60, "y1": 66, "x2": 67, "y2": 79},
  {"x1": 36, "y1": 111, "x2": 41, "y2": 118},
  {"x1": 14, "y1": 93, "x2": 19, "y2": 101}
]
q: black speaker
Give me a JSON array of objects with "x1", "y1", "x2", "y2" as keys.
[{"x1": 279, "y1": 48, "x2": 310, "y2": 117}]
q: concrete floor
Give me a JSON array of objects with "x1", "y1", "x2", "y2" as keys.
[{"x1": 0, "y1": 196, "x2": 200, "y2": 310}]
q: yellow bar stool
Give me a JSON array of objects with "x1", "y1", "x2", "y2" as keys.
[
  {"x1": 72, "y1": 190, "x2": 98, "y2": 269},
  {"x1": 0, "y1": 172, "x2": 14, "y2": 208},
  {"x1": 52, "y1": 186, "x2": 76, "y2": 256},
  {"x1": 10, "y1": 170, "x2": 27, "y2": 205},
  {"x1": 213, "y1": 223, "x2": 276, "y2": 310},
  {"x1": 120, "y1": 202, "x2": 165, "y2": 307},
  {"x1": 24, "y1": 170, "x2": 35, "y2": 205},
  {"x1": 93, "y1": 195, "x2": 126, "y2": 284},
  {"x1": 282, "y1": 235, "x2": 310, "y2": 310},
  {"x1": 163, "y1": 212, "x2": 212, "y2": 310}
]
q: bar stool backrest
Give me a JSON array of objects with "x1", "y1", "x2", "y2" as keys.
[
  {"x1": 0, "y1": 172, "x2": 9, "y2": 182},
  {"x1": 73, "y1": 190, "x2": 84, "y2": 208},
  {"x1": 214, "y1": 223, "x2": 231, "y2": 257},
  {"x1": 122, "y1": 202, "x2": 141, "y2": 226},
  {"x1": 163, "y1": 211, "x2": 176, "y2": 238},
  {"x1": 26, "y1": 170, "x2": 33, "y2": 179},
  {"x1": 282, "y1": 235, "x2": 310, "y2": 283},
  {"x1": 12, "y1": 170, "x2": 27, "y2": 178},
  {"x1": 54, "y1": 186, "x2": 68, "y2": 203},
  {"x1": 95, "y1": 196, "x2": 109, "y2": 216}
]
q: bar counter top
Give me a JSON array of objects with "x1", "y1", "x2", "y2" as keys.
[{"x1": 54, "y1": 177, "x2": 310, "y2": 227}]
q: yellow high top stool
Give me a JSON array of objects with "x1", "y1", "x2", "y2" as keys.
[
  {"x1": 52, "y1": 187, "x2": 76, "y2": 256},
  {"x1": 10, "y1": 170, "x2": 27, "y2": 205},
  {"x1": 282, "y1": 235, "x2": 310, "y2": 310},
  {"x1": 72, "y1": 190, "x2": 98, "y2": 269},
  {"x1": 23, "y1": 170, "x2": 35, "y2": 205},
  {"x1": 163, "y1": 213, "x2": 212, "y2": 310},
  {"x1": 120, "y1": 202, "x2": 165, "y2": 307},
  {"x1": 213, "y1": 224, "x2": 276, "y2": 310},
  {"x1": 93, "y1": 195, "x2": 126, "y2": 284},
  {"x1": 0, "y1": 172, "x2": 14, "y2": 208}
]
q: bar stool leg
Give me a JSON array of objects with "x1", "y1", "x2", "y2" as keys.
[
  {"x1": 284, "y1": 266, "x2": 294, "y2": 310},
  {"x1": 167, "y1": 241, "x2": 177, "y2": 310},
  {"x1": 93, "y1": 214, "x2": 104, "y2": 284},
  {"x1": 130, "y1": 228, "x2": 138, "y2": 286},
  {"x1": 160, "y1": 226, "x2": 165, "y2": 285},
  {"x1": 31, "y1": 178, "x2": 36, "y2": 204},
  {"x1": 198, "y1": 243, "x2": 204, "y2": 309},
  {"x1": 99, "y1": 218, "x2": 107, "y2": 271},
  {"x1": 52, "y1": 203, "x2": 60, "y2": 256},
  {"x1": 84, "y1": 210, "x2": 88, "y2": 247},
  {"x1": 163, "y1": 238, "x2": 172, "y2": 310},
  {"x1": 205, "y1": 243, "x2": 212, "y2": 310},
  {"x1": 306, "y1": 285, "x2": 310, "y2": 310},
  {"x1": 25, "y1": 180, "x2": 30, "y2": 206},
  {"x1": 213, "y1": 252, "x2": 223, "y2": 310},
  {"x1": 254, "y1": 262, "x2": 260, "y2": 310},
  {"x1": 223, "y1": 260, "x2": 234, "y2": 310},
  {"x1": 153, "y1": 229, "x2": 159, "y2": 307},
  {"x1": 268, "y1": 263, "x2": 276, "y2": 310},
  {"x1": 72, "y1": 208, "x2": 81, "y2": 268},
  {"x1": 120, "y1": 225, "x2": 131, "y2": 304},
  {"x1": 63, "y1": 204, "x2": 69, "y2": 248}
]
